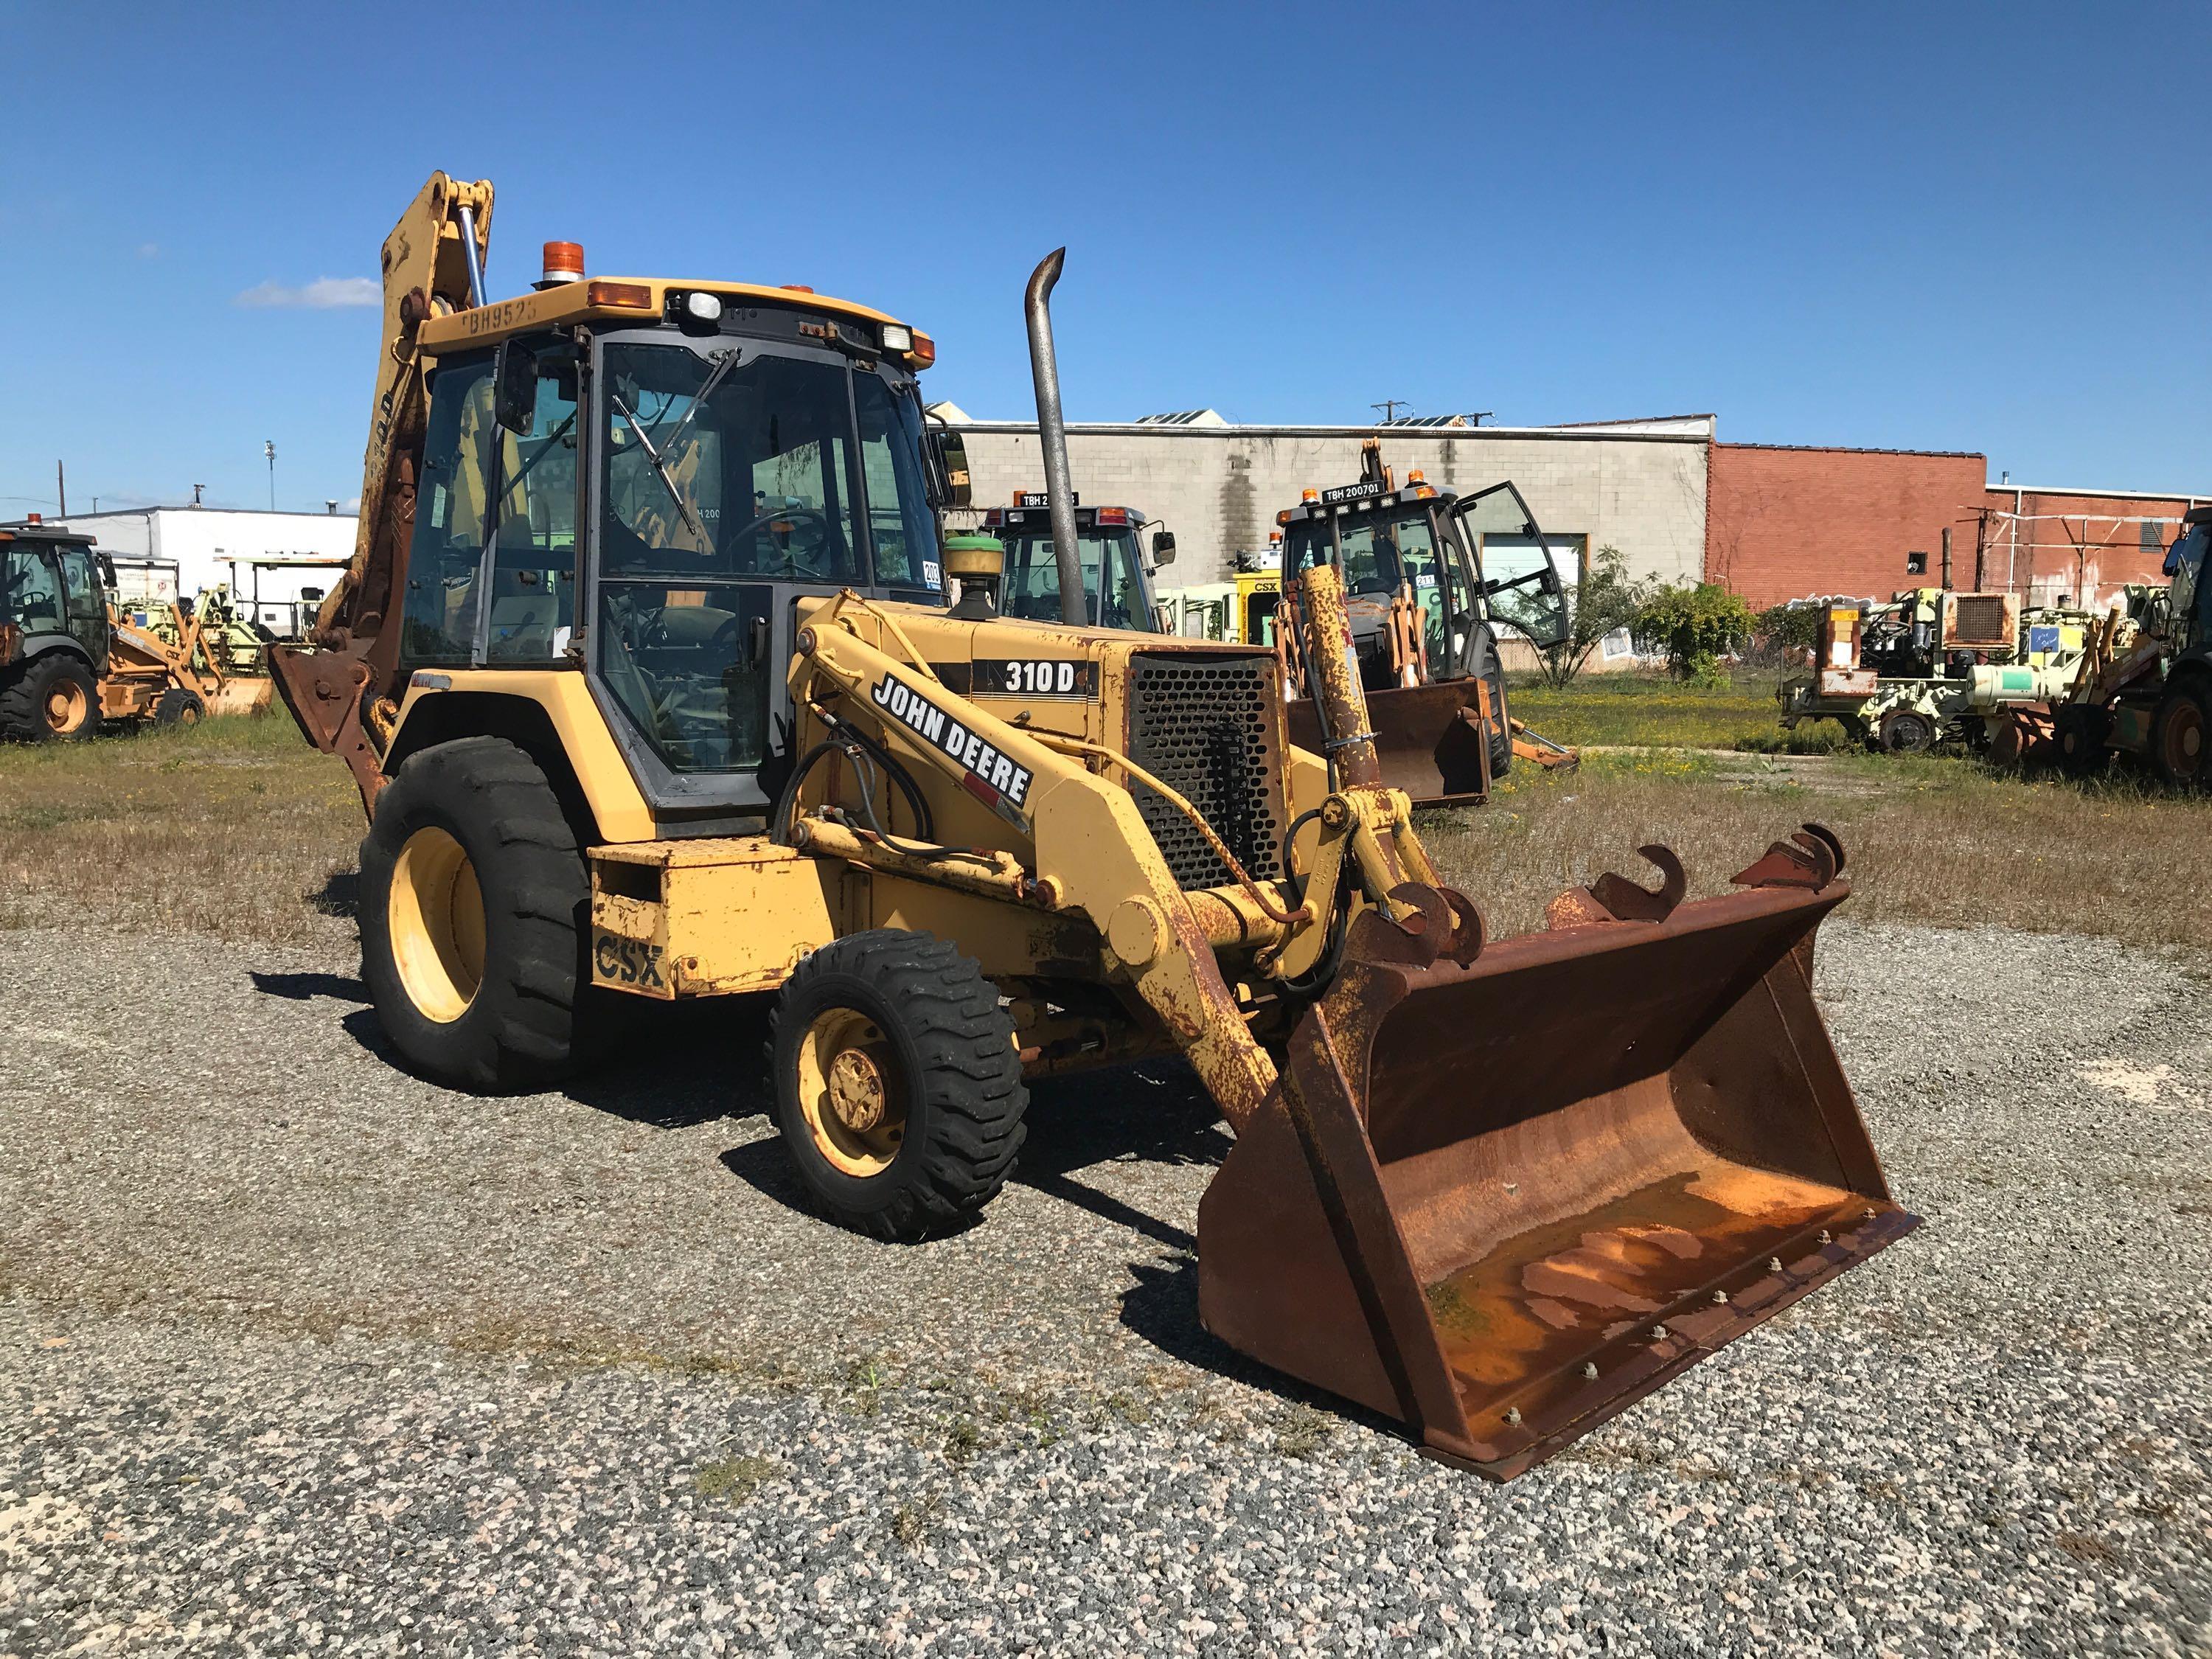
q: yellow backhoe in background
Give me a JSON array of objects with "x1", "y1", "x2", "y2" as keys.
[{"x1": 271, "y1": 173, "x2": 1916, "y2": 1478}]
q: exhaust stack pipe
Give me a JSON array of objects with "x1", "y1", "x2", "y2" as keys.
[{"x1": 1024, "y1": 249, "x2": 1088, "y2": 626}]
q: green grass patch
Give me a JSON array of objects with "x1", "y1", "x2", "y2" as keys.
[{"x1": 1506, "y1": 670, "x2": 1780, "y2": 750}]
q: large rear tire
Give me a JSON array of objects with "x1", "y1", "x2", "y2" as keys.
[
  {"x1": 358, "y1": 736, "x2": 602, "y2": 1091},
  {"x1": 0, "y1": 653, "x2": 98, "y2": 742},
  {"x1": 771, "y1": 931, "x2": 1026, "y2": 1241},
  {"x1": 2152, "y1": 684, "x2": 2210, "y2": 789}
]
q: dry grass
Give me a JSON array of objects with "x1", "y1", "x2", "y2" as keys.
[
  {"x1": 4, "y1": 698, "x2": 2206, "y2": 967},
  {"x1": 1422, "y1": 748, "x2": 2212, "y2": 952},
  {"x1": 0, "y1": 714, "x2": 361, "y2": 961}
]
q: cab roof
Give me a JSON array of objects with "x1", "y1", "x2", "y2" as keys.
[
  {"x1": 417, "y1": 276, "x2": 921, "y2": 361},
  {"x1": 1283, "y1": 480, "x2": 1453, "y2": 525},
  {"x1": 0, "y1": 522, "x2": 96, "y2": 548}
]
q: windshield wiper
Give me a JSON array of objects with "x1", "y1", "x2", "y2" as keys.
[
  {"x1": 609, "y1": 391, "x2": 713, "y2": 550},
  {"x1": 654, "y1": 348, "x2": 738, "y2": 462}
]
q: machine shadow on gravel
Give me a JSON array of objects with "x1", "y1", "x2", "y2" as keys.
[
  {"x1": 250, "y1": 969, "x2": 368, "y2": 1003},
  {"x1": 1011, "y1": 1061, "x2": 1230, "y2": 1253},
  {"x1": 563, "y1": 998, "x2": 773, "y2": 1130}
]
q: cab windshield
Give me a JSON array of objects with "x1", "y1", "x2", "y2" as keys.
[
  {"x1": 595, "y1": 340, "x2": 943, "y2": 776},
  {"x1": 1287, "y1": 506, "x2": 1463, "y2": 660},
  {"x1": 1000, "y1": 526, "x2": 1156, "y2": 630},
  {"x1": 1286, "y1": 506, "x2": 1447, "y2": 599},
  {"x1": 601, "y1": 341, "x2": 942, "y2": 587}
]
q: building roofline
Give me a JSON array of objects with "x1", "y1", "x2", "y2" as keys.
[
  {"x1": 54, "y1": 504, "x2": 360, "y2": 520},
  {"x1": 1992, "y1": 484, "x2": 2208, "y2": 504},
  {"x1": 947, "y1": 420, "x2": 1707, "y2": 445},
  {"x1": 1717, "y1": 440, "x2": 1986, "y2": 461},
  {"x1": 1543, "y1": 412, "x2": 1716, "y2": 428}
]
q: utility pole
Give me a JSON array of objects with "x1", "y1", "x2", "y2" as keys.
[
  {"x1": 265, "y1": 439, "x2": 276, "y2": 511},
  {"x1": 1370, "y1": 399, "x2": 1411, "y2": 422},
  {"x1": 56, "y1": 460, "x2": 66, "y2": 518}
]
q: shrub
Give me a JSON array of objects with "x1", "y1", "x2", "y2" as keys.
[
  {"x1": 1747, "y1": 601, "x2": 1823, "y2": 672},
  {"x1": 1531, "y1": 544, "x2": 1658, "y2": 689},
  {"x1": 1634, "y1": 584, "x2": 1756, "y2": 681}
]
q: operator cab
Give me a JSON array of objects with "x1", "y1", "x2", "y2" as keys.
[
  {"x1": 980, "y1": 495, "x2": 1172, "y2": 631},
  {"x1": 398, "y1": 258, "x2": 967, "y2": 824},
  {"x1": 0, "y1": 520, "x2": 108, "y2": 670},
  {"x1": 1278, "y1": 451, "x2": 1569, "y2": 686}
]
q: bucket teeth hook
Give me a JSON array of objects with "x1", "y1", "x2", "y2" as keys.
[
  {"x1": 1730, "y1": 822, "x2": 1844, "y2": 891},
  {"x1": 1346, "y1": 883, "x2": 1485, "y2": 969},
  {"x1": 1545, "y1": 844, "x2": 1687, "y2": 928}
]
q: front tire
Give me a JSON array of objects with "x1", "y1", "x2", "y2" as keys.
[
  {"x1": 1879, "y1": 709, "x2": 1938, "y2": 754},
  {"x1": 771, "y1": 931, "x2": 1026, "y2": 1241},
  {"x1": 0, "y1": 653, "x2": 99, "y2": 742},
  {"x1": 153, "y1": 686, "x2": 206, "y2": 727},
  {"x1": 2152, "y1": 684, "x2": 2210, "y2": 788},
  {"x1": 2054, "y1": 705, "x2": 2110, "y2": 778},
  {"x1": 358, "y1": 736, "x2": 599, "y2": 1091}
]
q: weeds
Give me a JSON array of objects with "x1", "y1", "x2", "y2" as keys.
[
  {"x1": 1733, "y1": 718, "x2": 1857, "y2": 755},
  {"x1": 1506, "y1": 668, "x2": 1778, "y2": 751},
  {"x1": 942, "y1": 1418, "x2": 984, "y2": 1465},
  {"x1": 1272, "y1": 1403, "x2": 1335, "y2": 1459},
  {"x1": 1424, "y1": 747, "x2": 2212, "y2": 953},
  {"x1": 693, "y1": 1453, "x2": 783, "y2": 1503},
  {"x1": 891, "y1": 1490, "x2": 942, "y2": 1548}
]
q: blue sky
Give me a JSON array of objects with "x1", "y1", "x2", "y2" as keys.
[{"x1": 3, "y1": 0, "x2": 2205, "y2": 517}]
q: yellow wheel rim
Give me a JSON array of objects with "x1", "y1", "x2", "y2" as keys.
[
  {"x1": 796, "y1": 1007, "x2": 905, "y2": 1176},
  {"x1": 46, "y1": 679, "x2": 88, "y2": 734},
  {"x1": 387, "y1": 827, "x2": 486, "y2": 1024}
]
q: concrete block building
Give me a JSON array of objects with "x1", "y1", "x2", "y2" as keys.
[{"x1": 942, "y1": 411, "x2": 1713, "y2": 592}]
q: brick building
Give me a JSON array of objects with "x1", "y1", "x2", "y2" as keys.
[
  {"x1": 1705, "y1": 444, "x2": 1989, "y2": 608},
  {"x1": 1971, "y1": 485, "x2": 2204, "y2": 608}
]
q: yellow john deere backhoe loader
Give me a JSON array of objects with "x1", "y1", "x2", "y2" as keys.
[{"x1": 273, "y1": 173, "x2": 1917, "y2": 1478}]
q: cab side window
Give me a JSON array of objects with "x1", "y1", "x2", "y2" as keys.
[
  {"x1": 486, "y1": 347, "x2": 581, "y2": 662},
  {"x1": 59, "y1": 549, "x2": 100, "y2": 619},
  {"x1": 400, "y1": 355, "x2": 496, "y2": 666},
  {"x1": 4, "y1": 550, "x2": 64, "y2": 630}
]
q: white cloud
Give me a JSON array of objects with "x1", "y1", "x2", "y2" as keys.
[
  {"x1": 235, "y1": 276, "x2": 380, "y2": 310},
  {"x1": 136, "y1": 242, "x2": 159, "y2": 259}
]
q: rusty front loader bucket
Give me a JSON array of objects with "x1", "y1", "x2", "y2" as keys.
[
  {"x1": 1197, "y1": 828, "x2": 1918, "y2": 1478},
  {"x1": 208, "y1": 677, "x2": 275, "y2": 718},
  {"x1": 1288, "y1": 680, "x2": 1500, "y2": 807}
]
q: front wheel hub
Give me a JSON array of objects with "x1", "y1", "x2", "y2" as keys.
[
  {"x1": 827, "y1": 1048, "x2": 887, "y2": 1133},
  {"x1": 797, "y1": 1009, "x2": 905, "y2": 1176}
]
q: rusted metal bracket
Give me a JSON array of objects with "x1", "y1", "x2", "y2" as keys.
[
  {"x1": 1544, "y1": 844, "x2": 1688, "y2": 928},
  {"x1": 1730, "y1": 823, "x2": 1845, "y2": 892}
]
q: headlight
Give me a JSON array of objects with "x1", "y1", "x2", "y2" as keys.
[{"x1": 880, "y1": 323, "x2": 914, "y2": 353}]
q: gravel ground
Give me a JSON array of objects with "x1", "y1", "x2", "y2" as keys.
[{"x1": 4, "y1": 918, "x2": 2210, "y2": 1655}]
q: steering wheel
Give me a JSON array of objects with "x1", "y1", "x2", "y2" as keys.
[{"x1": 728, "y1": 505, "x2": 834, "y2": 580}]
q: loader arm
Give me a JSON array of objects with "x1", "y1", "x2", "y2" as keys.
[
  {"x1": 789, "y1": 595, "x2": 1280, "y2": 1130},
  {"x1": 268, "y1": 173, "x2": 493, "y2": 808}
]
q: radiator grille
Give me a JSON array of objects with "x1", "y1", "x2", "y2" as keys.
[
  {"x1": 1124, "y1": 653, "x2": 1283, "y2": 891},
  {"x1": 1950, "y1": 595, "x2": 2011, "y2": 648}
]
